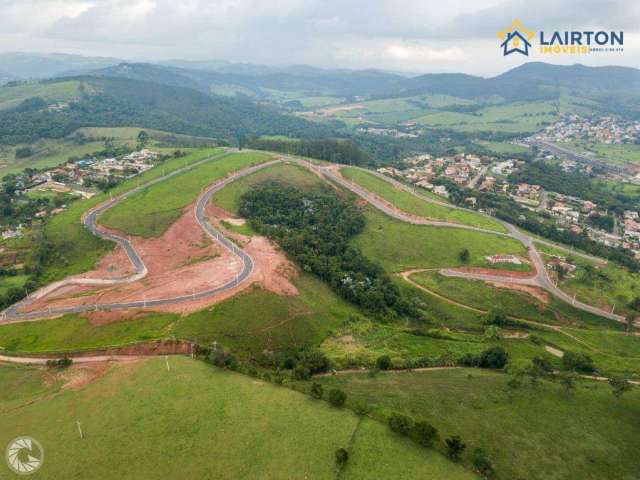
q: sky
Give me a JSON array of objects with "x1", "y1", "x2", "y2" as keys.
[{"x1": 0, "y1": 0, "x2": 639, "y2": 76}]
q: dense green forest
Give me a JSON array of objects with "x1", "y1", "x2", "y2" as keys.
[
  {"x1": 248, "y1": 137, "x2": 370, "y2": 165},
  {"x1": 0, "y1": 77, "x2": 331, "y2": 145},
  {"x1": 239, "y1": 182, "x2": 413, "y2": 317}
]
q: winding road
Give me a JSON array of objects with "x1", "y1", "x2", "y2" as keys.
[
  {"x1": 1, "y1": 153, "x2": 279, "y2": 322},
  {"x1": 0, "y1": 152, "x2": 627, "y2": 326},
  {"x1": 314, "y1": 162, "x2": 626, "y2": 325}
]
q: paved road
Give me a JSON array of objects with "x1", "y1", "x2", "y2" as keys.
[
  {"x1": 526, "y1": 139, "x2": 623, "y2": 174},
  {"x1": 1, "y1": 155, "x2": 280, "y2": 323},
  {"x1": 0, "y1": 152, "x2": 625, "y2": 325},
  {"x1": 315, "y1": 163, "x2": 626, "y2": 324}
]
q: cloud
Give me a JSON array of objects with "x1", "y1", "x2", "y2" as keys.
[{"x1": 0, "y1": 0, "x2": 638, "y2": 75}]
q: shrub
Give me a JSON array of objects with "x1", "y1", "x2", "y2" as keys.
[
  {"x1": 562, "y1": 351, "x2": 595, "y2": 373},
  {"x1": 46, "y1": 357, "x2": 73, "y2": 369},
  {"x1": 335, "y1": 448, "x2": 349, "y2": 470},
  {"x1": 209, "y1": 349, "x2": 237, "y2": 369},
  {"x1": 459, "y1": 248, "x2": 470, "y2": 262},
  {"x1": 328, "y1": 388, "x2": 347, "y2": 407},
  {"x1": 293, "y1": 364, "x2": 311, "y2": 380},
  {"x1": 411, "y1": 420, "x2": 438, "y2": 447},
  {"x1": 388, "y1": 413, "x2": 413, "y2": 436},
  {"x1": 375, "y1": 355, "x2": 392, "y2": 371},
  {"x1": 352, "y1": 399, "x2": 369, "y2": 417},
  {"x1": 445, "y1": 435, "x2": 466, "y2": 461},
  {"x1": 310, "y1": 382, "x2": 324, "y2": 399},
  {"x1": 472, "y1": 448, "x2": 494, "y2": 476},
  {"x1": 458, "y1": 353, "x2": 479, "y2": 367},
  {"x1": 609, "y1": 377, "x2": 633, "y2": 399},
  {"x1": 478, "y1": 346, "x2": 508, "y2": 369},
  {"x1": 298, "y1": 349, "x2": 330, "y2": 374}
]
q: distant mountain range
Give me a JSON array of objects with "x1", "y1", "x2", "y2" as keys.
[{"x1": 3, "y1": 52, "x2": 639, "y2": 103}]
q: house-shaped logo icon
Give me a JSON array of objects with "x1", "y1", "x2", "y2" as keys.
[{"x1": 497, "y1": 19, "x2": 535, "y2": 56}]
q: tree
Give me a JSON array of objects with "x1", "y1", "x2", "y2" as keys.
[
  {"x1": 310, "y1": 382, "x2": 324, "y2": 399},
  {"x1": 459, "y1": 248, "x2": 470, "y2": 262},
  {"x1": 137, "y1": 130, "x2": 149, "y2": 148},
  {"x1": 472, "y1": 448, "x2": 494, "y2": 477},
  {"x1": 562, "y1": 351, "x2": 595, "y2": 373},
  {"x1": 412, "y1": 420, "x2": 438, "y2": 447},
  {"x1": 625, "y1": 314, "x2": 636, "y2": 333},
  {"x1": 328, "y1": 388, "x2": 347, "y2": 407},
  {"x1": 335, "y1": 448, "x2": 349, "y2": 470},
  {"x1": 293, "y1": 364, "x2": 311, "y2": 380},
  {"x1": 559, "y1": 373, "x2": 576, "y2": 394},
  {"x1": 388, "y1": 413, "x2": 412, "y2": 436},
  {"x1": 484, "y1": 325, "x2": 501, "y2": 341},
  {"x1": 376, "y1": 355, "x2": 392, "y2": 371},
  {"x1": 532, "y1": 356, "x2": 553, "y2": 375},
  {"x1": 609, "y1": 377, "x2": 633, "y2": 399},
  {"x1": 478, "y1": 346, "x2": 508, "y2": 369},
  {"x1": 445, "y1": 435, "x2": 466, "y2": 461}
]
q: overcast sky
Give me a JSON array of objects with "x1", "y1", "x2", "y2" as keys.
[{"x1": 1, "y1": 0, "x2": 639, "y2": 76}]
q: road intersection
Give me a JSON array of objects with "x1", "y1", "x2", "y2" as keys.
[{"x1": 0, "y1": 153, "x2": 627, "y2": 326}]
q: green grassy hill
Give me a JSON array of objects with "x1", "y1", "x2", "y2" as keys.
[
  {"x1": 0, "y1": 358, "x2": 475, "y2": 480},
  {"x1": 307, "y1": 368, "x2": 640, "y2": 480}
]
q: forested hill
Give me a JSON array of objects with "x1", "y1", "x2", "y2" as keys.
[{"x1": 0, "y1": 76, "x2": 331, "y2": 145}]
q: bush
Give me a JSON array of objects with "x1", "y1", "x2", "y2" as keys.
[
  {"x1": 478, "y1": 346, "x2": 508, "y2": 369},
  {"x1": 298, "y1": 349, "x2": 330, "y2": 374},
  {"x1": 459, "y1": 248, "x2": 470, "y2": 262},
  {"x1": 293, "y1": 364, "x2": 311, "y2": 380},
  {"x1": 458, "y1": 352, "x2": 480, "y2": 367},
  {"x1": 46, "y1": 357, "x2": 72, "y2": 369},
  {"x1": 411, "y1": 420, "x2": 438, "y2": 447},
  {"x1": 472, "y1": 448, "x2": 494, "y2": 476},
  {"x1": 562, "y1": 351, "x2": 595, "y2": 373},
  {"x1": 375, "y1": 355, "x2": 392, "y2": 371},
  {"x1": 388, "y1": 413, "x2": 413, "y2": 436},
  {"x1": 445, "y1": 435, "x2": 466, "y2": 460},
  {"x1": 335, "y1": 448, "x2": 349, "y2": 470},
  {"x1": 328, "y1": 388, "x2": 347, "y2": 407},
  {"x1": 310, "y1": 382, "x2": 324, "y2": 399},
  {"x1": 209, "y1": 349, "x2": 237, "y2": 369},
  {"x1": 352, "y1": 399, "x2": 369, "y2": 416},
  {"x1": 609, "y1": 377, "x2": 633, "y2": 399}
]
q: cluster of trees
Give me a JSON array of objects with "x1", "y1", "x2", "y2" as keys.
[
  {"x1": 458, "y1": 346, "x2": 509, "y2": 370},
  {"x1": 0, "y1": 76, "x2": 332, "y2": 146},
  {"x1": 510, "y1": 161, "x2": 636, "y2": 213},
  {"x1": 239, "y1": 182, "x2": 414, "y2": 318},
  {"x1": 387, "y1": 412, "x2": 493, "y2": 475},
  {"x1": 477, "y1": 190, "x2": 639, "y2": 271},
  {"x1": 248, "y1": 137, "x2": 370, "y2": 166}
]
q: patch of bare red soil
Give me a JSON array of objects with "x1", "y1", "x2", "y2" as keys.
[
  {"x1": 22, "y1": 196, "x2": 299, "y2": 322},
  {"x1": 486, "y1": 281, "x2": 550, "y2": 304}
]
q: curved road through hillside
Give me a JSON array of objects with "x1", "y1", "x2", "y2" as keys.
[
  {"x1": 0, "y1": 153, "x2": 626, "y2": 325},
  {"x1": 313, "y1": 162, "x2": 626, "y2": 325},
  {"x1": 1, "y1": 155, "x2": 279, "y2": 322}
]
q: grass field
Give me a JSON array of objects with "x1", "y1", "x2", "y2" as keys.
[
  {"x1": 308, "y1": 368, "x2": 640, "y2": 480},
  {"x1": 408, "y1": 271, "x2": 613, "y2": 327},
  {"x1": 40, "y1": 148, "x2": 224, "y2": 283},
  {"x1": 564, "y1": 141, "x2": 640, "y2": 165},
  {"x1": 0, "y1": 358, "x2": 475, "y2": 479},
  {"x1": 413, "y1": 101, "x2": 558, "y2": 133},
  {"x1": 0, "y1": 274, "x2": 357, "y2": 356},
  {"x1": 341, "y1": 167, "x2": 507, "y2": 233},
  {"x1": 211, "y1": 162, "x2": 326, "y2": 215},
  {"x1": 100, "y1": 151, "x2": 271, "y2": 237},
  {"x1": 0, "y1": 80, "x2": 92, "y2": 110},
  {"x1": 0, "y1": 274, "x2": 29, "y2": 296},
  {"x1": 352, "y1": 207, "x2": 527, "y2": 273},
  {"x1": 537, "y1": 243, "x2": 640, "y2": 317}
]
